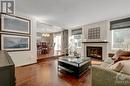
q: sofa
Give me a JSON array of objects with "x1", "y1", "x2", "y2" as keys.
[
  {"x1": 92, "y1": 65, "x2": 130, "y2": 86},
  {"x1": 92, "y1": 49, "x2": 130, "y2": 86}
]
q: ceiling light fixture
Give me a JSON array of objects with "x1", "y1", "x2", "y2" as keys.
[{"x1": 42, "y1": 33, "x2": 50, "y2": 37}]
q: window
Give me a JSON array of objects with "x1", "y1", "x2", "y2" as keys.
[
  {"x1": 73, "y1": 34, "x2": 82, "y2": 48},
  {"x1": 71, "y1": 28, "x2": 82, "y2": 48},
  {"x1": 111, "y1": 17, "x2": 130, "y2": 50},
  {"x1": 53, "y1": 34, "x2": 62, "y2": 55},
  {"x1": 54, "y1": 35, "x2": 61, "y2": 51},
  {"x1": 112, "y1": 28, "x2": 130, "y2": 49}
]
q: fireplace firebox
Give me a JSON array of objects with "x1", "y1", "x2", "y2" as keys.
[{"x1": 86, "y1": 46, "x2": 102, "y2": 59}]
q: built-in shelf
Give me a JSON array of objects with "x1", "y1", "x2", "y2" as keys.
[{"x1": 82, "y1": 41, "x2": 108, "y2": 43}]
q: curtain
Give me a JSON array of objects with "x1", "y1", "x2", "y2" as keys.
[{"x1": 61, "y1": 30, "x2": 68, "y2": 53}]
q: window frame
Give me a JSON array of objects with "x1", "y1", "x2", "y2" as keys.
[
  {"x1": 110, "y1": 17, "x2": 130, "y2": 50},
  {"x1": 73, "y1": 34, "x2": 82, "y2": 48},
  {"x1": 111, "y1": 28, "x2": 130, "y2": 50}
]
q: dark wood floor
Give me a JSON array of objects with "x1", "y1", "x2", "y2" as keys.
[{"x1": 15, "y1": 59, "x2": 93, "y2": 86}]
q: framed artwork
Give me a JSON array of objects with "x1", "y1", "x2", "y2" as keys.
[
  {"x1": 0, "y1": 13, "x2": 30, "y2": 34},
  {"x1": 88, "y1": 27, "x2": 100, "y2": 39},
  {"x1": 0, "y1": 34, "x2": 30, "y2": 51}
]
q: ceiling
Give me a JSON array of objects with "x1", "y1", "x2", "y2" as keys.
[
  {"x1": 15, "y1": 0, "x2": 130, "y2": 30},
  {"x1": 37, "y1": 22, "x2": 64, "y2": 33}
]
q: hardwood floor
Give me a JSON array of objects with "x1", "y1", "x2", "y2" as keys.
[
  {"x1": 16, "y1": 59, "x2": 92, "y2": 86},
  {"x1": 37, "y1": 49, "x2": 54, "y2": 60},
  {"x1": 37, "y1": 49, "x2": 64, "y2": 62}
]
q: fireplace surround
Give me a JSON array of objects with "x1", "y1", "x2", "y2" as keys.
[
  {"x1": 82, "y1": 21, "x2": 109, "y2": 60},
  {"x1": 83, "y1": 42, "x2": 108, "y2": 60},
  {"x1": 86, "y1": 46, "x2": 102, "y2": 59}
]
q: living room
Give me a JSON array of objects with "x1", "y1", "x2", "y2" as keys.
[{"x1": 0, "y1": 0, "x2": 130, "y2": 86}]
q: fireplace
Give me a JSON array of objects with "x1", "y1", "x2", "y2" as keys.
[{"x1": 87, "y1": 46, "x2": 102, "y2": 59}]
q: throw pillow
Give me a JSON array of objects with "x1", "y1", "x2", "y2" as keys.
[
  {"x1": 113, "y1": 63, "x2": 124, "y2": 72},
  {"x1": 109, "y1": 61, "x2": 124, "y2": 72},
  {"x1": 119, "y1": 56, "x2": 130, "y2": 60},
  {"x1": 112, "y1": 49, "x2": 123, "y2": 60},
  {"x1": 120, "y1": 60, "x2": 130, "y2": 75},
  {"x1": 112, "y1": 49, "x2": 130, "y2": 61}
]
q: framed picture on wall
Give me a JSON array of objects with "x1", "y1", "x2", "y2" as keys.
[
  {"x1": 0, "y1": 13, "x2": 31, "y2": 34},
  {"x1": 0, "y1": 34, "x2": 30, "y2": 51}
]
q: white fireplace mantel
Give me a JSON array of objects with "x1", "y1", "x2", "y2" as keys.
[{"x1": 81, "y1": 20, "x2": 110, "y2": 60}]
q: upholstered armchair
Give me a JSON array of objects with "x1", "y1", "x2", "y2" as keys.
[{"x1": 92, "y1": 65, "x2": 130, "y2": 86}]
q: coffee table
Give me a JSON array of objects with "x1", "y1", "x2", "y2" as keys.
[{"x1": 58, "y1": 56, "x2": 91, "y2": 78}]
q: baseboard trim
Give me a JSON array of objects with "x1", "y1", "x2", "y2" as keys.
[
  {"x1": 37, "y1": 54, "x2": 64, "y2": 63},
  {"x1": 15, "y1": 62, "x2": 37, "y2": 68}
]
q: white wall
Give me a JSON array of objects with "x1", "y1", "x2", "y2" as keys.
[
  {"x1": 8, "y1": 12, "x2": 37, "y2": 67},
  {"x1": 82, "y1": 20, "x2": 109, "y2": 42}
]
